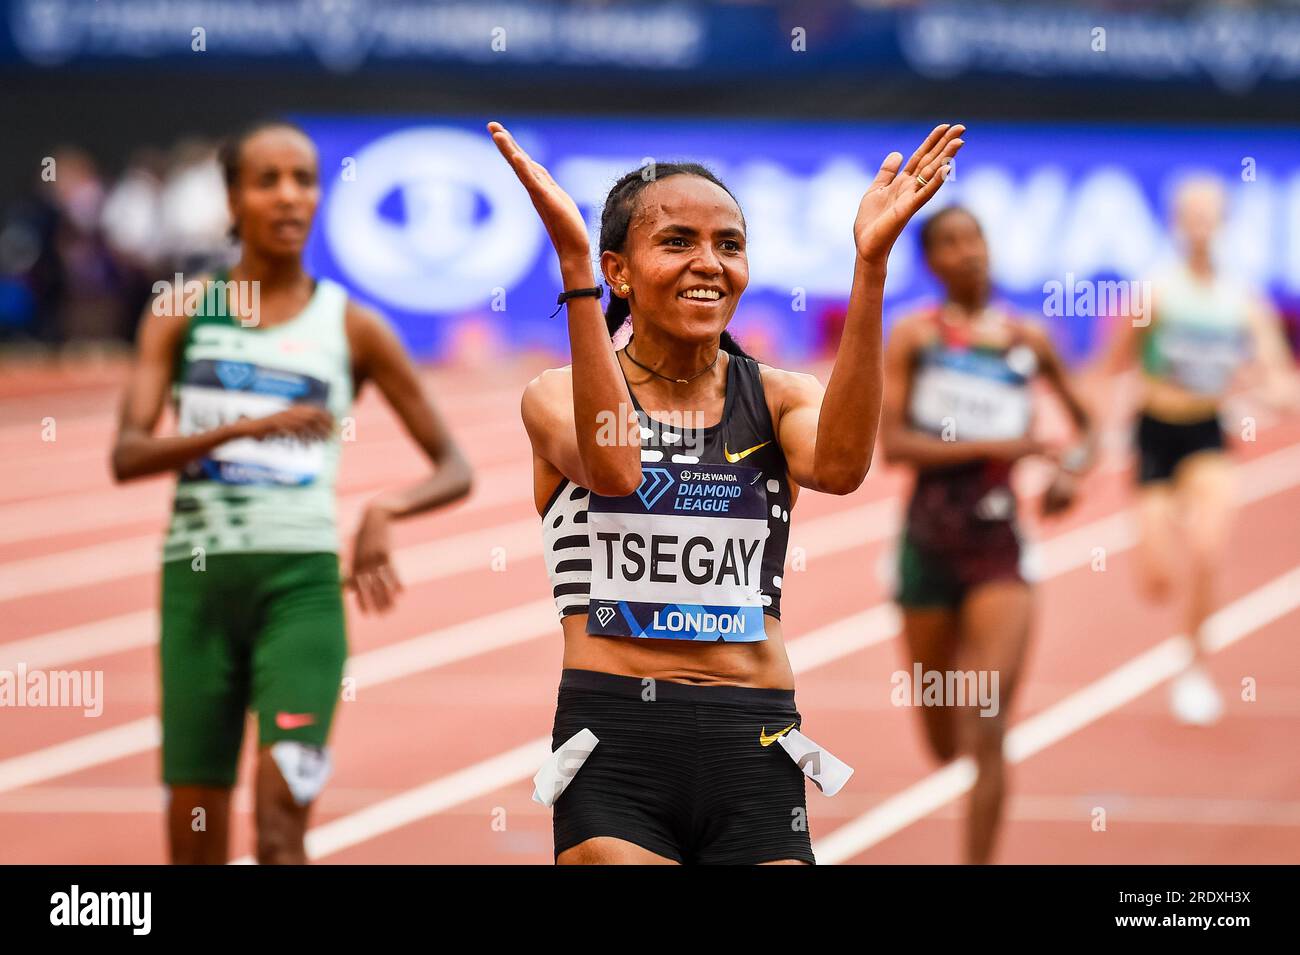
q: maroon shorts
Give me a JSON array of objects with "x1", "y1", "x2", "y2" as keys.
[{"x1": 898, "y1": 463, "x2": 1025, "y2": 608}]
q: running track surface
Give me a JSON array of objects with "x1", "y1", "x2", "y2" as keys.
[{"x1": 1, "y1": 356, "x2": 1297, "y2": 864}]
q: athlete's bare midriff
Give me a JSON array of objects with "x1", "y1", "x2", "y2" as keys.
[
  {"x1": 1140, "y1": 374, "x2": 1224, "y2": 424},
  {"x1": 559, "y1": 612, "x2": 796, "y2": 689}
]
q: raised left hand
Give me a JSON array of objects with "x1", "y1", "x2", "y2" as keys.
[
  {"x1": 854, "y1": 123, "x2": 965, "y2": 266},
  {"x1": 346, "y1": 504, "x2": 403, "y2": 614}
]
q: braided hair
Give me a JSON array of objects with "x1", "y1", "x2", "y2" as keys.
[{"x1": 598, "y1": 162, "x2": 750, "y2": 358}]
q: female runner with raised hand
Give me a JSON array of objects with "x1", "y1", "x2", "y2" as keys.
[
  {"x1": 111, "y1": 120, "x2": 472, "y2": 863},
  {"x1": 881, "y1": 205, "x2": 1097, "y2": 865},
  {"x1": 491, "y1": 119, "x2": 963, "y2": 865}
]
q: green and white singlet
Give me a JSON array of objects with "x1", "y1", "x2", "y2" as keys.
[
  {"x1": 163, "y1": 275, "x2": 352, "y2": 562},
  {"x1": 1143, "y1": 263, "x2": 1254, "y2": 398}
]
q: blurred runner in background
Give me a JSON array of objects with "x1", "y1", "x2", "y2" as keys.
[
  {"x1": 881, "y1": 205, "x2": 1097, "y2": 864},
  {"x1": 1098, "y1": 175, "x2": 1299, "y2": 725}
]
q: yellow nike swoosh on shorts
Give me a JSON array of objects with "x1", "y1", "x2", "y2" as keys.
[
  {"x1": 759, "y1": 722, "x2": 796, "y2": 747},
  {"x1": 724, "y1": 440, "x2": 771, "y2": 463}
]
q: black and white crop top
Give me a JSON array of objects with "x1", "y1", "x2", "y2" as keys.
[{"x1": 541, "y1": 353, "x2": 793, "y2": 643}]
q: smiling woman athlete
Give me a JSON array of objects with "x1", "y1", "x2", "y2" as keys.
[
  {"x1": 490, "y1": 120, "x2": 964, "y2": 864},
  {"x1": 881, "y1": 206, "x2": 1097, "y2": 865},
  {"x1": 111, "y1": 120, "x2": 472, "y2": 864}
]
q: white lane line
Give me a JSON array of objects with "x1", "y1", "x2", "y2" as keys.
[
  {"x1": 0, "y1": 508, "x2": 539, "y2": 606},
  {"x1": 344, "y1": 599, "x2": 555, "y2": 689},
  {"x1": 814, "y1": 563, "x2": 1300, "y2": 864},
  {"x1": 0, "y1": 484, "x2": 168, "y2": 546},
  {"x1": 0, "y1": 400, "x2": 524, "y2": 472},
  {"x1": 0, "y1": 785, "x2": 351, "y2": 815},
  {"x1": 0, "y1": 417, "x2": 527, "y2": 545},
  {"x1": 0, "y1": 611, "x2": 157, "y2": 671},
  {"x1": 0, "y1": 597, "x2": 556, "y2": 796},
  {"x1": 0, "y1": 492, "x2": 897, "y2": 671},
  {"x1": 0, "y1": 496, "x2": 900, "y2": 793},
  {"x1": 0, "y1": 465, "x2": 533, "y2": 602},
  {"x1": 0, "y1": 718, "x2": 161, "y2": 796},
  {"x1": 1005, "y1": 794, "x2": 1300, "y2": 828},
  {"x1": 302, "y1": 739, "x2": 555, "y2": 863},
  {"x1": 0, "y1": 375, "x2": 526, "y2": 467},
  {"x1": 257, "y1": 442, "x2": 1300, "y2": 863}
]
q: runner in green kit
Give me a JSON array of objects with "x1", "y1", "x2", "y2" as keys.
[{"x1": 111, "y1": 120, "x2": 472, "y2": 864}]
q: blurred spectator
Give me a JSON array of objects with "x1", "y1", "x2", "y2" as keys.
[
  {"x1": 102, "y1": 147, "x2": 167, "y2": 339},
  {"x1": 0, "y1": 177, "x2": 61, "y2": 343},
  {"x1": 102, "y1": 147, "x2": 165, "y2": 272},
  {"x1": 0, "y1": 137, "x2": 234, "y2": 349},
  {"x1": 45, "y1": 147, "x2": 122, "y2": 344},
  {"x1": 158, "y1": 139, "x2": 231, "y2": 276}
]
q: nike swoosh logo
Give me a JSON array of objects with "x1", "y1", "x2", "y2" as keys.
[
  {"x1": 724, "y1": 440, "x2": 771, "y2": 463},
  {"x1": 759, "y1": 722, "x2": 796, "y2": 747},
  {"x1": 275, "y1": 712, "x2": 317, "y2": 730}
]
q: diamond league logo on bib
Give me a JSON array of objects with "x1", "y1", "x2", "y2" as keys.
[
  {"x1": 636, "y1": 467, "x2": 675, "y2": 509},
  {"x1": 214, "y1": 360, "x2": 256, "y2": 391},
  {"x1": 178, "y1": 359, "x2": 331, "y2": 487},
  {"x1": 586, "y1": 462, "x2": 770, "y2": 642}
]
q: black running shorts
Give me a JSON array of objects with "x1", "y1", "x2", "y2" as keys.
[
  {"x1": 549, "y1": 669, "x2": 815, "y2": 865},
  {"x1": 1135, "y1": 412, "x2": 1225, "y2": 485}
]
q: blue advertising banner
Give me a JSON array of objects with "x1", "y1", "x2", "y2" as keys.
[
  {"x1": 9, "y1": 1, "x2": 1300, "y2": 95},
  {"x1": 296, "y1": 116, "x2": 1300, "y2": 362}
]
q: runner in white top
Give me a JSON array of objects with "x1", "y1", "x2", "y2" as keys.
[{"x1": 1097, "y1": 175, "x2": 1299, "y2": 725}]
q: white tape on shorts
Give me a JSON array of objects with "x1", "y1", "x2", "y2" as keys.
[
  {"x1": 270, "y1": 741, "x2": 333, "y2": 806},
  {"x1": 777, "y1": 728, "x2": 853, "y2": 797},
  {"x1": 531, "y1": 729, "x2": 599, "y2": 809}
]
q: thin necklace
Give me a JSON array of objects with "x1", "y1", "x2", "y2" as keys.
[{"x1": 622, "y1": 336, "x2": 720, "y2": 385}]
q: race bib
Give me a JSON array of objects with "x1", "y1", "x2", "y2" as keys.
[
  {"x1": 586, "y1": 462, "x2": 769, "y2": 642},
  {"x1": 909, "y1": 349, "x2": 1031, "y2": 442},
  {"x1": 177, "y1": 359, "x2": 329, "y2": 486}
]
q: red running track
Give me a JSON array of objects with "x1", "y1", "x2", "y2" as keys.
[{"x1": 0, "y1": 357, "x2": 1296, "y2": 864}]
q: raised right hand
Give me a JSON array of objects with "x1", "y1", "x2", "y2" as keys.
[
  {"x1": 237, "y1": 405, "x2": 334, "y2": 441},
  {"x1": 854, "y1": 123, "x2": 965, "y2": 267},
  {"x1": 488, "y1": 121, "x2": 592, "y2": 267}
]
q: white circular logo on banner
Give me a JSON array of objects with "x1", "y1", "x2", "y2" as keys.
[{"x1": 324, "y1": 127, "x2": 543, "y2": 313}]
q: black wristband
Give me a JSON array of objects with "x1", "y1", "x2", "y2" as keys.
[{"x1": 549, "y1": 285, "x2": 604, "y2": 318}]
